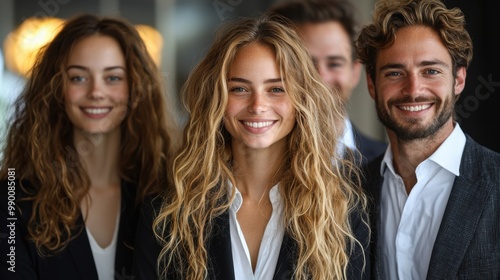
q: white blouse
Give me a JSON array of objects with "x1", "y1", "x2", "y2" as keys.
[
  {"x1": 86, "y1": 211, "x2": 121, "y2": 280},
  {"x1": 228, "y1": 182, "x2": 285, "y2": 280}
]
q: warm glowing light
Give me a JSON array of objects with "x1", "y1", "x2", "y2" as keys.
[
  {"x1": 136, "y1": 24, "x2": 164, "y2": 66},
  {"x1": 3, "y1": 18, "x2": 164, "y2": 77},
  {"x1": 3, "y1": 17, "x2": 65, "y2": 77}
]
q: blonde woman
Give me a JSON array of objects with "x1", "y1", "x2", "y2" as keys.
[{"x1": 134, "y1": 14, "x2": 369, "y2": 280}]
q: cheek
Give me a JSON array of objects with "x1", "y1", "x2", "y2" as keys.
[
  {"x1": 376, "y1": 82, "x2": 396, "y2": 100},
  {"x1": 112, "y1": 86, "x2": 130, "y2": 104},
  {"x1": 225, "y1": 98, "x2": 244, "y2": 118},
  {"x1": 64, "y1": 85, "x2": 83, "y2": 104},
  {"x1": 279, "y1": 102, "x2": 296, "y2": 123}
]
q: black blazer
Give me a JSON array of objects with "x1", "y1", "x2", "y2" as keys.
[
  {"x1": 133, "y1": 195, "x2": 370, "y2": 279},
  {"x1": 352, "y1": 125, "x2": 387, "y2": 166},
  {"x1": 363, "y1": 135, "x2": 500, "y2": 279},
  {"x1": 0, "y1": 180, "x2": 138, "y2": 280}
]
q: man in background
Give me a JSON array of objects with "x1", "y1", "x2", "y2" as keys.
[{"x1": 269, "y1": 0, "x2": 387, "y2": 164}]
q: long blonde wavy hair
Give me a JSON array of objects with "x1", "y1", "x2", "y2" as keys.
[
  {"x1": 154, "y1": 14, "x2": 367, "y2": 279},
  {"x1": 0, "y1": 14, "x2": 178, "y2": 255}
]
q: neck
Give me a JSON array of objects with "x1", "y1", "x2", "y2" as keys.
[
  {"x1": 231, "y1": 143, "x2": 286, "y2": 200},
  {"x1": 388, "y1": 120, "x2": 455, "y2": 193},
  {"x1": 73, "y1": 129, "x2": 121, "y2": 189}
]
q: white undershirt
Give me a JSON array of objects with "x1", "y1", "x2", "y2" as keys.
[
  {"x1": 229, "y1": 182, "x2": 285, "y2": 280},
  {"x1": 380, "y1": 123, "x2": 466, "y2": 279},
  {"x1": 86, "y1": 210, "x2": 121, "y2": 280}
]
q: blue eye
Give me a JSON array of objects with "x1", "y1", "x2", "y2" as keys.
[
  {"x1": 425, "y1": 69, "x2": 440, "y2": 75},
  {"x1": 230, "y1": 87, "x2": 247, "y2": 92},
  {"x1": 107, "y1": 76, "x2": 122, "y2": 82},
  {"x1": 270, "y1": 87, "x2": 285, "y2": 93},
  {"x1": 70, "y1": 76, "x2": 87, "y2": 82},
  {"x1": 384, "y1": 71, "x2": 403, "y2": 78},
  {"x1": 327, "y1": 63, "x2": 342, "y2": 69}
]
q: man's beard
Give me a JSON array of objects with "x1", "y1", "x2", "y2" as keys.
[{"x1": 374, "y1": 93, "x2": 454, "y2": 141}]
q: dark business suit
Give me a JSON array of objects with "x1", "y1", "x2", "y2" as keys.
[
  {"x1": 133, "y1": 195, "x2": 370, "y2": 279},
  {"x1": 363, "y1": 135, "x2": 500, "y2": 279},
  {"x1": 352, "y1": 125, "x2": 387, "y2": 166},
  {"x1": 0, "y1": 180, "x2": 138, "y2": 280}
]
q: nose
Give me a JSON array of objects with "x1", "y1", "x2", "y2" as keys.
[
  {"x1": 403, "y1": 73, "x2": 422, "y2": 96},
  {"x1": 248, "y1": 92, "x2": 268, "y2": 114},
  {"x1": 87, "y1": 78, "x2": 104, "y2": 100}
]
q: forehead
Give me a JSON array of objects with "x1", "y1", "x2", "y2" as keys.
[
  {"x1": 298, "y1": 21, "x2": 350, "y2": 41},
  {"x1": 375, "y1": 26, "x2": 452, "y2": 69},
  {"x1": 229, "y1": 43, "x2": 279, "y2": 75},
  {"x1": 68, "y1": 35, "x2": 125, "y2": 65},
  {"x1": 297, "y1": 21, "x2": 353, "y2": 55}
]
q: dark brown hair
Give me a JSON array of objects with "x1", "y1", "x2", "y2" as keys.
[{"x1": 269, "y1": 0, "x2": 359, "y2": 58}]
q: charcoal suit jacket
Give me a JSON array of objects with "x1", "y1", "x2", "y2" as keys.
[{"x1": 363, "y1": 135, "x2": 500, "y2": 279}]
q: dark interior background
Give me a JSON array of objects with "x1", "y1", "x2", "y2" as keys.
[{"x1": 447, "y1": 0, "x2": 500, "y2": 153}]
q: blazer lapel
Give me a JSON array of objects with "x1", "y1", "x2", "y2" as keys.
[
  {"x1": 426, "y1": 139, "x2": 493, "y2": 279},
  {"x1": 207, "y1": 212, "x2": 235, "y2": 280},
  {"x1": 205, "y1": 212, "x2": 297, "y2": 280},
  {"x1": 273, "y1": 234, "x2": 296, "y2": 280},
  {"x1": 364, "y1": 157, "x2": 385, "y2": 280},
  {"x1": 373, "y1": 173, "x2": 385, "y2": 280},
  {"x1": 114, "y1": 181, "x2": 137, "y2": 279},
  {"x1": 68, "y1": 218, "x2": 99, "y2": 280}
]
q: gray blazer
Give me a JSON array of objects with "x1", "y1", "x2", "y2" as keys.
[{"x1": 363, "y1": 135, "x2": 500, "y2": 280}]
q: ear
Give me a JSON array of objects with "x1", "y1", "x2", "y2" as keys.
[
  {"x1": 454, "y1": 67, "x2": 466, "y2": 95},
  {"x1": 366, "y1": 72, "x2": 376, "y2": 100},
  {"x1": 351, "y1": 60, "x2": 362, "y2": 88}
]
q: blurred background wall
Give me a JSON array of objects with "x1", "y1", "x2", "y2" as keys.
[{"x1": 0, "y1": 0, "x2": 498, "y2": 153}]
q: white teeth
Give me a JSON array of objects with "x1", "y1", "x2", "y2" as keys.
[
  {"x1": 243, "y1": 121, "x2": 274, "y2": 128},
  {"x1": 399, "y1": 104, "x2": 431, "y2": 112},
  {"x1": 83, "y1": 108, "x2": 111, "y2": 114}
]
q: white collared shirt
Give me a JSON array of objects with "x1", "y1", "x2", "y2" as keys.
[
  {"x1": 337, "y1": 118, "x2": 357, "y2": 157},
  {"x1": 228, "y1": 182, "x2": 285, "y2": 280},
  {"x1": 380, "y1": 124, "x2": 466, "y2": 279}
]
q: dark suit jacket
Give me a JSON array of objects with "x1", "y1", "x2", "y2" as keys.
[
  {"x1": 0, "y1": 180, "x2": 138, "y2": 280},
  {"x1": 133, "y1": 195, "x2": 370, "y2": 279},
  {"x1": 352, "y1": 125, "x2": 387, "y2": 166},
  {"x1": 363, "y1": 135, "x2": 500, "y2": 280}
]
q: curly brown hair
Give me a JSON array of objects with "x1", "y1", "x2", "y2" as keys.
[
  {"x1": 0, "y1": 14, "x2": 178, "y2": 254},
  {"x1": 355, "y1": 0, "x2": 473, "y2": 80}
]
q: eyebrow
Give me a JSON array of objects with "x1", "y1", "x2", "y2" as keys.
[
  {"x1": 379, "y1": 59, "x2": 449, "y2": 71},
  {"x1": 326, "y1": 55, "x2": 348, "y2": 62},
  {"x1": 228, "y1": 77, "x2": 284, "y2": 84},
  {"x1": 312, "y1": 55, "x2": 348, "y2": 63},
  {"x1": 66, "y1": 65, "x2": 126, "y2": 71}
]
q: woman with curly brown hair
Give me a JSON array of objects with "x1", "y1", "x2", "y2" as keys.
[
  {"x1": 0, "y1": 14, "x2": 177, "y2": 280},
  {"x1": 134, "y1": 14, "x2": 369, "y2": 280}
]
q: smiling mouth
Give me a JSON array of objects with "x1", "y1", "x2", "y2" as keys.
[
  {"x1": 82, "y1": 107, "x2": 111, "y2": 114},
  {"x1": 398, "y1": 104, "x2": 431, "y2": 112},
  {"x1": 243, "y1": 121, "x2": 274, "y2": 128}
]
